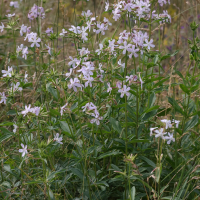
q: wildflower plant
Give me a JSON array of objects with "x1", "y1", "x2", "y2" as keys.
[{"x1": 0, "y1": 0, "x2": 200, "y2": 199}]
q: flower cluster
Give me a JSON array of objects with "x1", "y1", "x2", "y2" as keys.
[
  {"x1": 28, "y1": 4, "x2": 45, "y2": 21},
  {"x1": 82, "y1": 102, "x2": 103, "y2": 125},
  {"x1": 158, "y1": 0, "x2": 170, "y2": 7},
  {"x1": 24, "y1": 32, "x2": 41, "y2": 47},
  {"x1": 150, "y1": 119, "x2": 180, "y2": 144},
  {"x1": 21, "y1": 105, "x2": 41, "y2": 116},
  {"x1": 20, "y1": 24, "x2": 31, "y2": 36},
  {"x1": 10, "y1": 1, "x2": 19, "y2": 8},
  {"x1": 46, "y1": 27, "x2": 53, "y2": 36},
  {"x1": 16, "y1": 44, "x2": 29, "y2": 59},
  {"x1": 10, "y1": 82, "x2": 23, "y2": 92}
]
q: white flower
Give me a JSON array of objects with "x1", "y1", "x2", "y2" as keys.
[
  {"x1": 118, "y1": 59, "x2": 125, "y2": 69},
  {"x1": 103, "y1": 17, "x2": 112, "y2": 26},
  {"x1": 59, "y1": 28, "x2": 68, "y2": 36},
  {"x1": 0, "y1": 92, "x2": 7, "y2": 104},
  {"x1": 2, "y1": 66, "x2": 13, "y2": 77},
  {"x1": 90, "y1": 113, "x2": 103, "y2": 125},
  {"x1": 154, "y1": 128, "x2": 166, "y2": 139},
  {"x1": 68, "y1": 56, "x2": 80, "y2": 69},
  {"x1": 80, "y1": 26, "x2": 88, "y2": 42},
  {"x1": 105, "y1": 1, "x2": 109, "y2": 11},
  {"x1": 108, "y1": 39, "x2": 117, "y2": 54},
  {"x1": 20, "y1": 24, "x2": 27, "y2": 36},
  {"x1": 24, "y1": 71, "x2": 28, "y2": 83},
  {"x1": 6, "y1": 13, "x2": 15, "y2": 18},
  {"x1": 60, "y1": 103, "x2": 68, "y2": 116},
  {"x1": 13, "y1": 124, "x2": 18, "y2": 133},
  {"x1": 69, "y1": 25, "x2": 81, "y2": 34},
  {"x1": 78, "y1": 47, "x2": 90, "y2": 57},
  {"x1": 172, "y1": 119, "x2": 180, "y2": 128},
  {"x1": 31, "y1": 106, "x2": 40, "y2": 116},
  {"x1": 107, "y1": 82, "x2": 112, "y2": 94},
  {"x1": 118, "y1": 85, "x2": 130, "y2": 98},
  {"x1": 144, "y1": 39, "x2": 155, "y2": 50},
  {"x1": 82, "y1": 102, "x2": 97, "y2": 112},
  {"x1": 95, "y1": 43, "x2": 103, "y2": 55},
  {"x1": 81, "y1": 10, "x2": 93, "y2": 19},
  {"x1": 116, "y1": 81, "x2": 122, "y2": 89},
  {"x1": 68, "y1": 78, "x2": 83, "y2": 92},
  {"x1": 139, "y1": 76, "x2": 144, "y2": 89},
  {"x1": 127, "y1": 45, "x2": 139, "y2": 58},
  {"x1": 119, "y1": 41, "x2": 132, "y2": 54},
  {"x1": 45, "y1": 44, "x2": 52, "y2": 55},
  {"x1": 54, "y1": 133, "x2": 63, "y2": 144},
  {"x1": 11, "y1": 82, "x2": 23, "y2": 92},
  {"x1": 22, "y1": 47, "x2": 28, "y2": 60},
  {"x1": 150, "y1": 127, "x2": 158, "y2": 136},
  {"x1": 126, "y1": 75, "x2": 137, "y2": 84},
  {"x1": 84, "y1": 75, "x2": 94, "y2": 87},
  {"x1": 161, "y1": 119, "x2": 172, "y2": 129},
  {"x1": 93, "y1": 23, "x2": 108, "y2": 35},
  {"x1": 0, "y1": 22, "x2": 4, "y2": 32},
  {"x1": 164, "y1": 132, "x2": 175, "y2": 144},
  {"x1": 25, "y1": 32, "x2": 41, "y2": 47},
  {"x1": 10, "y1": 1, "x2": 19, "y2": 8},
  {"x1": 65, "y1": 68, "x2": 73, "y2": 79},
  {"x1": 158, "y1": 0, "x2": 170, "y2": 7},
  {"x1": 30, "y1": 36, "x2": 41, "y2": 47},
  {"x1": 19, "y1": 143, "x2": 28, "y2": 157},
  {"x1": 21, "y1": 104, "x2": 31, "y2": 116},
  {"x1": 16, "y1": 44, "x2": 24, "y2": 55}
]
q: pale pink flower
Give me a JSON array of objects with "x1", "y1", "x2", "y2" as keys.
[
  {"x1": 118, "y1": 85, "x2": 130, "y2": 98},
  {"x1": 19, "y1": 143, "x2": 28, "y2": 157}
]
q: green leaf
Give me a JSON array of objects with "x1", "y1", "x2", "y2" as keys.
[
  {"x1": 145, "y1": 105, "x2": 160, "y2": 113},
  {"x1": 160, "y1": 50, "x2": 179, "y2": 61},
  {"x1": 184, "y1": 115, "x2": 199, "y2": 133},
  {"x1": 131, "y1": 186, "x2": 136, "y2": 200},
  {"x1": 111, "y1": 164, "x2": 121, "y2": 172},
  {"x1": 48, "y1": 189, "x2": 56, "y2": 200},
  {"x1": 7, "y1": 110, "x2": 16, "y2": 115},
  {"x1": 59, "y1": 121, "x2": 72, "y2": 135},
  {"x1": 0, "y1": 127, "x2": 13, "y2": 134},
  {"x1": 94, "y1": 181, "x2": 109, "y2": 187},
  {"x1": 175, "y1": 70, "x2": 184, "y2": 79},
  {"x1": 168, "y1": 97, "x2": 184, "y2": 115},
  {"x1": 180, "y1": 84, "x2": 190, "y2": 94},
  {"x1": 153, "y1": 77, "x2": 169, "y2": 89},
  {"x1": 109, "y1": 117, "x2": 122, "y2": 134},
  {"x1": 140, "y1": 156, "x2": 156, "y2": 168},
  {"x1": 23, "y1": 82, "x2": 33, "y2": 88},
  {"x1": 97, "y1": 150, "x2": 122, "y2": 160},
  {"x1": 147, "y1": 62, "x2": 155, "y2": 69},
  {"x1": 155, "y1": 165, "x2": 162, "y2": 183},
  {"x1": 71, "y1": 168, "x2": 84, "y2": 180},
  {"x1": 149, "y1": 92, "x2": 156, "y2": 108},
  {"x1": 1, "y1": 181, "x2": 11, "y2": 188},
  {"x1": 49, "y1": 109, "x2": 60, "y2": 117},
  {"x1": 142, "y1": 110, "x2": 157, "y2": 121},
  {"x1": 0, "y1": 122, "x2": 13, "y2": 126},
  {"x1": 25, "y1": 180, "x2": 43, "y2": 185},
  {"x1": 129, "y1": 139, "x2": 149, "y2": 144},
  {"x1": 46, "y1": 83, "x2": 58, "y2": 100},
  {"x1": 70, "y1": 102, "x2": 78, "y2": 111}
]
